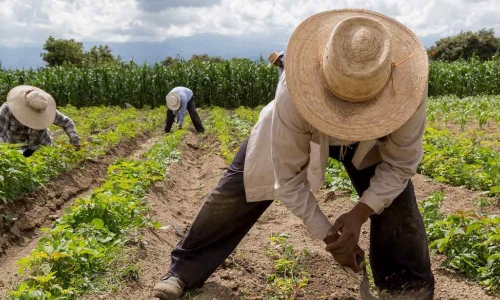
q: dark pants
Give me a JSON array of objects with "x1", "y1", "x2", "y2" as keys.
[
  {"x1": 165, "y1": 97, "x2": 205, "y2": 133},
  {"x1": 170, "y1": 140, "x2": 434, "y2": 297}
]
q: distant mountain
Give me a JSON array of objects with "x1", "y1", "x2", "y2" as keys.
[{"x1": 0, "y1": 33, "x2": 437, "y2": 69}]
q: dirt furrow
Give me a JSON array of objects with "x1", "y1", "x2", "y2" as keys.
[{"x1": 103, "y1": 133, "x2": 498, "y2": 300}]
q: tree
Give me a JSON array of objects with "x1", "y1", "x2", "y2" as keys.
[
  {"x1": 429, "y1": 29, "x2": 500, "y2": 61},
  {"x1": 85, "y1": 45, "x2": 120, "y2": 66},
  {"x1": 189, "y1": 54, "x2": 225, "y2": 63},
  {"x1": 41, "y1": 36, "x2": 85, "y2": 66},
  {"x1": 161, "y1": 56, "x2": 182, "y2": 67}
]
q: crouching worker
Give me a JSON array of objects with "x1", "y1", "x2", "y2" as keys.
[
  {"x1": 154, "y1": 9, "x2": 434, "y2": 300},
  {"x1": 0, "y1": 85, "x2": 80, "y2": 157},
  {"x1": 165, "y1": 87, "x2": 205, "y2": 134}
]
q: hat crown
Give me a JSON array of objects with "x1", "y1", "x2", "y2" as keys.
[
  {"x1": 322, "y1": 16, "x2": 392, "y2": 102},
  {"x1": 166, "y1": 93, "x2": 181, "y2": 110},
  {"x1": 25, "y1": 91, "x2": 49, "y2": 113}
]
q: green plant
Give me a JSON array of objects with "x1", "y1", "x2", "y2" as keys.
[
  {"x1": 419, "y1": 192, "x2": 500, "y2": 291},
  {"x1": 264, "y1": 233, "x2": 310, "y2": 300},
  {"x1": 8, "y1": 131, "x2": 186, "y2": 299},
  {"x1": 0, "y1": 106, "x2": 165, "y2": 202}
]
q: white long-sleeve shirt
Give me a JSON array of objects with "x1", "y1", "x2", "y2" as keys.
[{"x1": 243, "y1": 74, "x2": 427, "y2": 240}]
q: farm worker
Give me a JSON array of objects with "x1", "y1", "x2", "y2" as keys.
[
  {"x1": 268, "y1": 50, "x2": 285, "y2": 77},
  {"x1": 165, "y1": 86, "x2": 205, "y2": 134},
  {"x1": 154, "y1": 9, "x2": 434, "y2": 300},
  {"x1": 0, "y1": 85, "x2": 81, "y2": 158}
]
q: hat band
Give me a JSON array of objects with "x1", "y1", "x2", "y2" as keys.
[{"x1": 25, "y1": 101, "x2": 46, "y2": 114}]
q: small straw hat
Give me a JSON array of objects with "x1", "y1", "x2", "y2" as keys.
[
  {"x1": 166, "y1": 92, "x2": 181, "y2": 111},
  {"x1": 285, "y1": 9, "x2": 428, "y2": 140},
  {"x1": 7, "y1": 85, "x2": 57, "y2": 130},
  {"x1": 268, "y1": 51, "x2": 284, "y2": 67}
]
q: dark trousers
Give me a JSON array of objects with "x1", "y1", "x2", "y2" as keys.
[
  {"x1": 170, "y1": 140, "x2": 434, "y2": 297},
  {"x1": 165, "y1": 97, "x2": 205, "y2": 133}
]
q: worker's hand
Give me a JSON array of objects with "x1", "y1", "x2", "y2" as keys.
[
  {"x1": 74, "y1": 144, "x2": 81, "y2": 151},
  {"x1": 324, "y1": 203, "x2": 372, "y2": 267},
  {"x1": 325, "y1": 237, "x2": 365, "y2": 273}
]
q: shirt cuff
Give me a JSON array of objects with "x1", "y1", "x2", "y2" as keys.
[
  {"x1": 359, "y1": 189, "x2": 385, "y2": 215},
  {"x1": 309, "y1": 216, "x2": 333, "y2": 240}
]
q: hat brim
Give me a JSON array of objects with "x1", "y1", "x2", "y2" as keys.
[
  {"x1": 166, "y1": 92, "x2": 181, "y2": 111},
  {"x1": 7, "y1": 85, "x2": 57, "y2": 130},
  {"x1": 268, "y1": 52, "x2": 284, "y2": 67},
  {"x1": 285, "y1": 9, "x2": 428, "y2": 141}
]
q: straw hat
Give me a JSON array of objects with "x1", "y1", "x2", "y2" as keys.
[
  {"x1": 268, "y1": 51, "x2": 284, "y2": 67},
  {"x1": 166, "y1": 92, "x2": 181, "y2": 111},
  {"x1": 285, "y1": 9, "x2": 428, "y2": 141},
  {"x1": 6, "y1": 85, "x2": 57, "y2": 130}
]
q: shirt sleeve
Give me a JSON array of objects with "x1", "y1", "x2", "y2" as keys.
[
  {"x1": 0, "y1": 104, "x2": 10, "y2": 143},
  {"x1": 359, "y1": 98, "x2": 427, "y2": 214},
  {"x1": 271, "y1": 77, "x2": 332, "y2": 240},
  {"x1": 177, "y1": 96, "x2": 189, "y2": 126},
  {"x1": 53, "y1": 110, "x2": 80, "y2": 145}
]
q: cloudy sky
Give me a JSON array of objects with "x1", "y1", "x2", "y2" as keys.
[{"x1": 1, "y1": 0, "x2": 499, "y2": 68}]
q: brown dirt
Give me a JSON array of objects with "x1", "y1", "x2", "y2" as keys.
[
  {"x1": 413, "y1": 174, "x2": 500, "y2": 216},
  {"x1": 98, "y1": 133, "x2": 499, "y2": 300}
]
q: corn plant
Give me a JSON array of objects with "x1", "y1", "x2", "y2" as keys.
[{"x1": 0, "y1": 59, "x2": 278, "y2": 109}]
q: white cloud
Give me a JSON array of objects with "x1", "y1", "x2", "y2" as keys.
[{"x1": 0, "y1": 0, "x2": 499, "y2": 47}]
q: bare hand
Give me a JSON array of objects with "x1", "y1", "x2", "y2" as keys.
[
  {"x1": 324, "y1": 232, "x2": 365, "y2": 273},
  {"x1": 323, "y1": 203, "x2": 373, "y2": 272}
]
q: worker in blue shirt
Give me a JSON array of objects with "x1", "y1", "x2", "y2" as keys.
[{"x1": 165, "y1": 87, "x2": 205, "y2": 133}]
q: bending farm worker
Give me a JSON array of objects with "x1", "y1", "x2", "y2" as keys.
[
  {"x1": 268, "y1": 50, "x2": 285, "y2": 77},
  {"x1": 0, "y1": 85, "x2": 81, "y2": 157},
  {"x1": 154, "y1": 9, "x2": 434, "y2": 300},
  {"x1": 165, "y1": 86, "x2": 205, "y2": 134}
]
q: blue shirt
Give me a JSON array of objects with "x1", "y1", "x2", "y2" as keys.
[{"x1": 170, "y1": 87, "x2": 193, "y2": 125}]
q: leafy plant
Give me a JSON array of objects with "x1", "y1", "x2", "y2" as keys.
[
  {"x1": 419, "y1": 192, "x2": 500, "y2": 291},
  {"x1": 8, "y1": 131, "x2": 186, "y2": 299},
  {"x1": 264, "y1": 233, "x2": 310, "y2": 300}
]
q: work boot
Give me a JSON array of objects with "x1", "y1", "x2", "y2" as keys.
[{"x1": 153, "y1": 272, "x2": 186, "y2": 300}]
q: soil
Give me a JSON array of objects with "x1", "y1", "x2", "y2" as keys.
[{"x1": 97, "y1": 132, "x2": 499, "y2": 300}]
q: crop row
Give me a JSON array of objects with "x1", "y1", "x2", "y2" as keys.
[
  {"x1": 428, "y1": 95, "x2": 500, "y2": 130},
  {"x1": 0, "y1": 106, "x2": 165, "y2": 203},
  {"x1": 8, "y1": 131, "x2": 186, "y2": 299},
  {"x1": 0, "y1": 60, "x2": 278, "y2": 109},
  {"x1": 3, "y1": 57, "x2": 500, "y2": 109},
  {"x1": 420, "y1": 192, "x2": 499, "y2": 291}
]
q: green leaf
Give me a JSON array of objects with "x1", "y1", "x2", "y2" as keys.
[{"x1": 91, "y1": 218, "x2": 104, "y2": 230}]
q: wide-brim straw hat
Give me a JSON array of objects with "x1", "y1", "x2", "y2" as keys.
[
  {"x1": 7, "y1": 85, "x2": 57, "y2": 130},
  {"x1": 285, "y1": 9, "x2": 428, "y2": 141},
  {"x1": 166, "y1": 92, "x2": 181, "y2": 111},
  {"x1": 268, "y1": 51, "x2": 284, "y2": 67}
]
